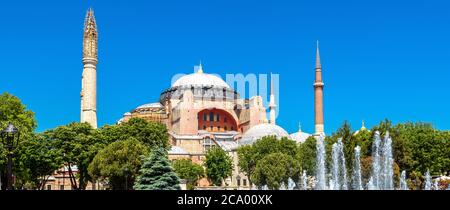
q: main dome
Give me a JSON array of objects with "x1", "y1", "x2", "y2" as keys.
[
  {"x1": 172, "y1": 72, "x2": 230, "y2": 89},
  {"x1": 240, "y1": 123, "x2": 289, "y2": 145}
]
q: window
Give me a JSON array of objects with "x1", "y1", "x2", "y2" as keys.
[
  {"x1": 47, "y1": 185, "x2": 52, "y2": 190},
  {"x1": 224, "y1": 126, "x2": 227, "y2": 131},
  {"x1": 231, "y1": 126, "x2": 234, "y2": 131},
  {"x1": 60, "y1": 185, "x2": 65, "y2": 190},
  {"x1": 218, "y1": 126, "x2": 221, "y2": 131},
  {"x1": 237, "y1": 179, "x2": 241, "y2": 187},
  {"x1": 216, "y1": 114, "x2": 220, "y2": 121},
  {"x1": 210, "y1": 126, "x2": 213, "y2": 131},
  {"x1": 209, "y1": 112, "x2": 214, "y2": 121},
  {"x1": 224, "y1": 117, "x2": 227, "y2": 123},
  {"x1": 243, "y1": 179, "x2": 247, "y2": 186},
  {"x1": 203, "y1": 138, "x2": 215, "y2": 152},
  {"x1": 203, "y1": 125, "x2": 206, "y2": 130},
  {"x1": 203, "y1": 114, "x2": 207, "y2": 121}
]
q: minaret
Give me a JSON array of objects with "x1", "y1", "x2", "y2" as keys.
[
  {"x1": 81, "y1": 8, "x2": 98, "y2": 128},
  {"x1": 269, "y1": 73, "x2": 276, "y2": 125},
  {"x1": 314, "y1": 41, "x2": 325, "y2": 135}
]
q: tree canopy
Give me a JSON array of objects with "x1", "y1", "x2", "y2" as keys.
[
  {"x1": 204, "y1": 147, "x2": 233, "y2": 186},
  {"x1": 134, "y1": 148, "x2": 180, "y2": 190},
  {"x1": 172, "y1": 159, "x2": 204, "y2": 190}
]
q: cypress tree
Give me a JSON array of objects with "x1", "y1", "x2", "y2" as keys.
[{"x1": 134, "y1": 148, "x2": 181, "y2": 190}]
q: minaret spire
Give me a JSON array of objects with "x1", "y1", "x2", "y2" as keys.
[
  {"x1": 81, "y1": 8, "x2": 98, "y2": 128},
  {"x1": 314, "y1": 41, "x2": 325, "y2": 135},
  {"x1": 316, "y1": 40, "x2": 321, "y2": 69},
  {"x1": 269, "y1": 72, "x2": 276, "y2": 125}
]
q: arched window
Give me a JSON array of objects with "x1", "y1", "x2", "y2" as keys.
[{"x1": 209, "y1": 112, "x2": 214, "y2": 121}]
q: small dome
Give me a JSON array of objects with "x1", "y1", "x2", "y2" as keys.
[
  {"x1": 240, "y1": 123, "x2": 289, "y2": 145},
  {"x1": 289, "y1": 131, "x2": 312, "y2": 144},
  {"x1": 135, "y1": 102, "x2": 163, "y2": 109},
  {"x1": 172, "y1": 72, "x2": 230, "y2": 89}
]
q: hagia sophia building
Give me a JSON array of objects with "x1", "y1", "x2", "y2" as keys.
[{"x1": 80, "y1": 8, "x2": 326, "y2": 189}]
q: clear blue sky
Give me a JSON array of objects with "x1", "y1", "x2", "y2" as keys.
[{"x1": 1, "y1": 0, "x2": 449, "y2": 134}]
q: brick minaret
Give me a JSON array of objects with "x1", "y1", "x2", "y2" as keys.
[
  {"x1": 314, "y1": 41, "x2": 324, "y2": 135},
  {"x1": 81, "y1": 8, "x2": 98, "y2": 128}
]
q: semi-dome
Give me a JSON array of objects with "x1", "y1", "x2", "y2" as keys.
[
  {"x1": 171, "y1": 65, "x2": 230, "y2": 89},
  {"x1": 240, "y1": 123, "x2": 289, "y2": 145}
]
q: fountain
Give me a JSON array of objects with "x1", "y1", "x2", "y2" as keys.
[
  {"x1": 252, "y1": 129, "x2": 438, "y2": 191},
  {"x1": 315, "y1": 135, "x2": 327, "y2": 190},
  {"x1": 331, "y1": 138, "x2": 348, "y2": 190},
  {"x1": 433, "y1": 179, "x2": 439, "y2": 190},
  {"x1": 352, "y1": 146, "x2": 363, "y2": 190},
  {"x1": 371, "y1": 131, "x2": 382, "y2": 189},
  {"x1": 399, "y1": 171, "x2": 408, "y2": 190},
  {"x1": 368, "y1": 131, "x2": 394, "y2": 190},
  {"x1": 301, "y1": 170, "x2": 308, "y2": 190},
  {"x1": 382, "y1": 132, "x2": 394, "y2": 190},
  {"x1": 424, "y1": 169, "x2": 432, "y2": 190}
]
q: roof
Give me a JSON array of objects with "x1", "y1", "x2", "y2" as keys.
[
  {"x1": 135, "y1": 102, "x2": 163, "y2": 109},
  {"x1": 168, "y1": 146, "x2": 189, "y2": 155},
  {"x1": 172, "y1": 72, "x2": 230, "y2": 89},
  {"x1": 240, "y1": 123, "x2": 289, "y2": 145},
  {"x1": 289, "y1": 131, "x2": 312, "y2": 144}
]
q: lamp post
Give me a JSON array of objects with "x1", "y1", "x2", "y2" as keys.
[
  {"x1": 124, "y1": 168, "x2": 129, "y2": 190},
  {"x1": 1, "y1": 123, "x2": 20, "y2": 190}
]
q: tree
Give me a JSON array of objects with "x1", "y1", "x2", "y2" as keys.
[
  {"x1": 204, "y1": 147, "x2": 233, "y2": 186},
  {"x1": 134, "y1": 148, "x2": 180, "y2": 190},
  {"x1": 45, "y1": 122, "x2": 99, "y2": 190},
  {"x1": 119, "y1": 118, "x2": 170, "y2": 150},
  {"x1": 172, "y1": 159, "x2": 204, "y2": 190},
  {"x1": 17, "y1": 133, "x2": 63, "y2": 189},
  {"x1": 251, "y1": 152, "x2": 299, "y2": 190},
  {"x1": 297, "y1": 136, "x2": 316, "y2": 176},
  {"x1": 0, "y1": 92, "x2": 37, "y2": 190},
  {"x1": 88, "y1": 138, "x2": 149, "y2": 190},
  {"x1": 237, "y1": 136, "x2": 299, "y2": 185}
]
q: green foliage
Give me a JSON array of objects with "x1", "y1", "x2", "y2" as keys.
[
  {"x1": 0, "y1": 92, "x2": 37, "y2": 134},
  {"x1": 0, "y1": 92, "x2": 37, "y2": 189},
  {"x1": 44, "y1": 122, "x2": 99, "y2": 189},
  {"x1": 172, "y1": 159, "x2": 204, "y2": 190},
  {"x1": 134, "y1": 148, "x2": 180, "y2": 190},
  {"x1": 204, "y1": 147, "x2": 233, "y2": 186},
  {"x1": 251, "y1": 152, "x2": 299, "y2": 190},
  {"x1": 297, "y1": 136, "x2": 316, "y2": 176},
  {"x1": 237, "y1": 136, "x2": 301, "y2": 187},
  {"x1": 116, "y1": 118, "x2": 170, "y2": 150},
  {"x1": 16, "y1": 133, "x2": 63, "y2": 189},
  {"x1": 88, "y1": 138, "x2": 149, "y2": 190}
]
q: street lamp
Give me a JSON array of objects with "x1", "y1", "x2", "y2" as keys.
[{"x1": 1, "y1": 123, "x2": 20, "y2": 190}]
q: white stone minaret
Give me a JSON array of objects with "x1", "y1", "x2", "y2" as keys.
[
  {"x1": 314, "y1": 41, "x2": 325, "y2": 135},
  {"x1": 80, "y1": 8, "x2": 98, "y2": 128},
  {"x1": 269, "y1": 73, "x2": 276, "y2": 125}
]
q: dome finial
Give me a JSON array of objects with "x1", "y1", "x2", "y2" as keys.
[
  {"x1": 298, "y1": 122, "x2": 302, "y2": 133},
  {"x1": 361, "y1": 119, "x2": 366, "y2": 130},
  {"x1": 197, "y1": 60, "x2": 203, "y2": 73}
]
